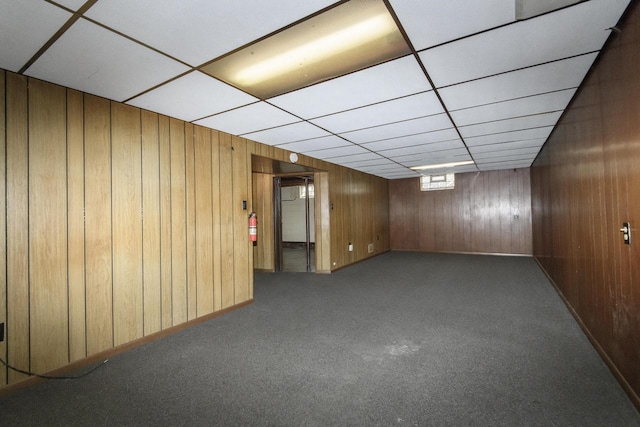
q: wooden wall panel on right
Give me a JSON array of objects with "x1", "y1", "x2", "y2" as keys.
[
  {"x1": 530, "y1": 1, "x2": 640, "y2": 408},
  {"x1": 390, "y1": 169, "x2": 532, "y2": 255}
]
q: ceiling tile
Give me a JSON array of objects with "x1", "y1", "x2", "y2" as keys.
[
  {"x1": 472, "y1": 147, "x2": 541, "y2": 160},
  {"x1": 379, "y1": 166, "x2": 415, "y2": 173},
  {"x1": 363, "y1": 168, "x2": 412, "y2": 178},
  {"x1": 323, "y1": 152, "x2": 383, "y2": 165},
  {"x1": 0, "y1": 0, "x2": 71, "y2": 72},
  {"x1": 311, "y1": 91, "x2": 444, "y2": 134},
  {"x1": 341, "y1": 113, "x2": 453, "y2": 144},
  {"x1": 194, "y1": 102, "x2": 299, "y2": 135},
  {"x1": 85, "y1": 0, "x2": 336, "y2": 66},
  {"x1": 390, "y1": 0, "x2": 515, "y2": 50},
  {"x1": 465, "y1": 127, "x2": 554, "y2": 147},
  {"x1": 276, "y1": 135, "x2": 350, "y2": 152},
  {"x1": 382, "y1": 172, "x2": 421, "y2": 180},
  {"x1": 459, "y1": 111, "x2": 563, "y2": 138},
  {"x1": 451, "y1": 89, "x2": 575, "y2": 126},
  {"x1": 25, "y1": 19, "x2": 190, "y2": 102},
  {"x1": 269, "y1": 55, "x2": 432, "y2": 118},
  {"x1": 478, "y1": 161, "x2": 532, "y2": 171},
  {"x1": 357, "y1": 164, "x2": 402, "y2": 173},
  {"x1": 244, "y1": 121, "x2": 330, "y2": 146},
  {"x1": 340, "y1": 157, "x2": 397, "y2": 167},
  {"x1": 382, "y1": 140, "x2": 468, "y2": 158},
  {"x1": 127, "y1": 71, "x2": 257, "y2": 122},
  {"x1": 469, "y1": 139, "x2": 546, "y2": 154},
  {"x1": 305, "y1": 144, "x2": 370, "y2": 159},
  {"x1": 438, "y1": 53, "x2": 597, "y2": 111},
  {"x1": 392, "y1": 148, "x2": 471, "y2": 164},
  {"x1": 362, "y1": 129, "x2": 460, "y2": 151},
  {"x1": 50, "y1": 0, "x2": 87, "y2": 11},
  {"x1": 420, "y1": 0, "x2": 629, "y2": 87}
]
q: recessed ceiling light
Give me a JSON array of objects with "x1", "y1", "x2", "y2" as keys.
[
  {"x1": 410, "y1": 160, "x2": 476, "y2": 171},
  {"x1": 201, "y1": 0, "x2": 410, "y2": 99}
]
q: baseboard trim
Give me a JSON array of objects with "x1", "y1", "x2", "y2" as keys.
[
  {"x1": 330, "y1": 249, "x2": 391, "y2": 273},
  {"x1": 533, "y1": 257, "x2": 640, "y2": 412},
  {"x1": 391, "y1": 248, "x2": 532, "y2": 257},
  {"x1": 0, "y1": 299, "x2": 254, "y2": 398}
]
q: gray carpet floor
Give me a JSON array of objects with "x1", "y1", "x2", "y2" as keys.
[{"x1": 1, "y1": 252, "x2": 639, "y2": 426}]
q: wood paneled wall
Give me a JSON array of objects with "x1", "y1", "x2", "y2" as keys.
[
  {"x1": 0, "y1": 71, "x2": 254, "y2": 386},
  {"x1": 252, "y1": 173, "x2": 275, "y2": 272},
  {"x1": 0, "y1": 69, "x2": 391, "y2": 388},
  {"x1": 329, "y1": 167, "x2": 390, "y2": 268},
  {"x1": 389, "y1": 169, "x2": 532, "y2": 255},
  {"x1": 530, "y1": 1, "x2": 640, "y2": 407}
]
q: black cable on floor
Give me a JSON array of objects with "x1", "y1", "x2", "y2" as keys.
[{"x1": 0, "y1": 357, "x2": 108, "y2": 380}]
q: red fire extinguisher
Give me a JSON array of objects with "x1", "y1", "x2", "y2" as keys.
[{"x1": 249, "y1": 212, "x2": 257, "y2": 242}]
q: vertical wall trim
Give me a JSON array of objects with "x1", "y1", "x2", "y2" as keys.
[
  {"x1": 81, "y1": 93, "x2": 87, "y2": 357},
  {"x1": 108, "y1": 101, "x2": 114, "y2": 348},
  {"x1": 139, "y1": 109, "x2": 145, "y2": 334},
  {"x1": 26, "y1": 82, "x2": 31, "y2": 373},
  {"x1": 65, "y1": 88, "x2": 70, "y2": 362},
  {"x1": 168, "y1": 120, "x2": 173, "y2": 326},
  {"x1": 193, "y1": 130, "x2": 198, "y2": 317},
  {"x1": 157, "y1": 116, "x2": 162, "y2": 328},
  {"x1": 183, "y1": 124, "x2": 189, "y2": 318},
  {"x1": 231, "y1": 142, "x2": 235, "y2": 305}
]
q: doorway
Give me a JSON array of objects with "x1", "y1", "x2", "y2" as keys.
[{"x1": 274, "y1": 175, "x2": 315, "y2": 272}]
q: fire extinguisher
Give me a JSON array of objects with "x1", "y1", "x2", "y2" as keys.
[{"x1": 249, "y1": 212, "x2": 257, "y2": 242}]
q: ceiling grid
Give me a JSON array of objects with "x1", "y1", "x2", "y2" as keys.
[{"x1": 0, "y1": 0, "x2": 632, "y2": 178}]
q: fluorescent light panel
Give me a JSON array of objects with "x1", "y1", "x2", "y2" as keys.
[
  {"x1": 201, "y1": 0, "x2": 410, "y2": 99},
  {"x1": 410, "y1": 160, "x2": 475, "y2": 171}
]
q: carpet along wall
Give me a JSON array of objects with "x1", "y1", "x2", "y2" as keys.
[
  {"x1": 0, "y1": 69, "x2": 391, "y2": 388},
  {"x1": 389, "y1": 169, "x2": 532, "y2": 255},
  {"x1": 530, "y1": 1, "x2": 640, "y2": 408}
]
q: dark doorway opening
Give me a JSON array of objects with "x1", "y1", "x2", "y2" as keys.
[{"x1": 274, "y1": 175, "x2": 315, "y2": 272}]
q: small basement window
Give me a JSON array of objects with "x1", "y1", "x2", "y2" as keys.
[{"x1": 420, "y1": 173, "x2": 455, "y2": 191}]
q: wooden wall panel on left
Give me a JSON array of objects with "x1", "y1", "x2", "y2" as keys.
[
  {"x1": 84, "y1": 94, "x2": 114, "y2": 356},
  {"x1": 28, "y1": 79, "x2": 69, "y2": 373},
  {"x1": 0, "y1": 70, "x2": 255, "y2": 389},
  {"x1": 232, "y1": 137, "x2": 250, "y2": 304},
  {"x1": 111, "y1": 103, "x2": 143, "y2": 347},
  {"x1": 67, "y1": 89, "x2": 86, "y2": 362},
  {"x1": 141, "y1": 110, "x2": 162, "y2": 336},
  {"x1": 158, "y1": 115, "x2": 173, "y2": 329},
  {"x1": 6, "y1": 74, "x2": 30, "y2": 383},
  {"x1": 194, "y1": 126, "x2": 214, "y2": 316},
  {"x1": 185, "y1": 124, "x2": 197, "y2": 321},
  {"x1": 169, "y1": 119, "x2": 187, "y2": 325},
  {"x1": 0, "y1": 68, "x2": 392, "y2": 388},
  {"x1": 252, "y1": 173, "x2": 274, "y2": 272}
]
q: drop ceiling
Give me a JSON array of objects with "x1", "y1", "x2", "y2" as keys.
[{"x1": 0, "y1": 0, "x2": 631, "y2": 179}]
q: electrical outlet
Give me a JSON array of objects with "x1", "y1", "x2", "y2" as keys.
[
  {"x1": 348, "y1": 242, "x2": 353, "y2": 252},
  {"x1": 0, "y1": 322, "x2": 4, "y2": 342},
  {"x1": 368, "y1": 243, "x2": 374, "y2": 253}
]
